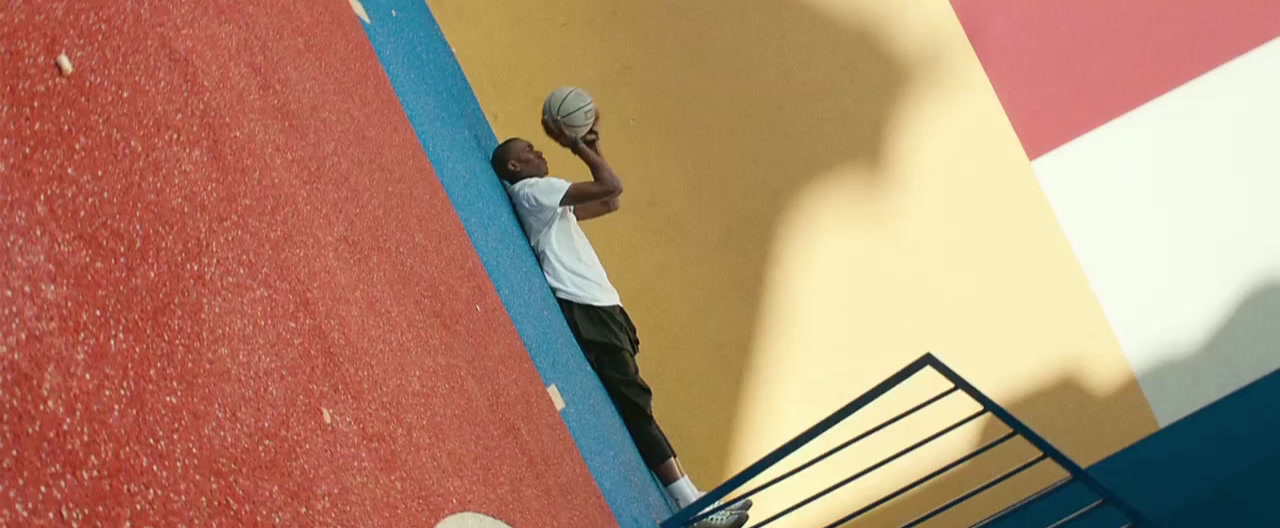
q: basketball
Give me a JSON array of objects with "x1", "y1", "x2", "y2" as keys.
[{"x1": 543, "y1": 86, "x2": 597, "y2": 139}]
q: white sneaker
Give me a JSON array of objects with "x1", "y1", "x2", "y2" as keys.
[
  {"x1": 720, "y1": 497, "x2": 753, "y2": 513},
  {"x1": 700, "y1": 493, "x2": 753, "y2": 514},
  {"x1": 690, "y1": 509, "x2": 749, "y2": 528}
]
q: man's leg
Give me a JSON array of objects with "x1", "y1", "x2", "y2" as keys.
[
  {"x1": 612, "y1": 305, "x2": 751, "y2": 513},
  {"x1": 653, "y1": 458, "x2": 686, "y2": 486},
  {"x1": 557, "y1": 300, "x2": 749, "y2": 526},
  {"x1": 585, "y1": 341, "x2": 749, "y2": 525}
]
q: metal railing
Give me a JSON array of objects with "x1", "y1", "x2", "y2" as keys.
[{"x1": 661, "y1": 353, "x2": 1155, "y2": 528}]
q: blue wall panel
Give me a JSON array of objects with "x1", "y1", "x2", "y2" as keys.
[{"x1": 988, "y1": 368, "x2": 1280, "y2": 527}]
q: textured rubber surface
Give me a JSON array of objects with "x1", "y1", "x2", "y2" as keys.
[{"x1": 1, "y1": 2, "x2": 612, "y2": 526}]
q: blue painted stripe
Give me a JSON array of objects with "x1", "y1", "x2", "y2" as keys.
[{"x1": 350, "y1": 2, "x2": 672, "y2": 525}]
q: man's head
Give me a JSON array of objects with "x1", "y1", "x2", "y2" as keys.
[{"x1": 491, "y1": 138, "x2": 549, "y2": 183}]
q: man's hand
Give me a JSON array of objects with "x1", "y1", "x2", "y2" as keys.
[
  {"x1": 541, "y1": 115, "x2": 580, "y2": 149},
  {"x1": 553, "y1": 108, "x2": 622, "y2": 209},
  {"x1": 581, "y1": 111, "x2": 601, "y2": 154},
  {"x1": 543, "y1": 111, "x2": 602, "y2": 154}
]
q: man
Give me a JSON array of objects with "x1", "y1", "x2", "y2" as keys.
[{"x1": 491, "y1": 113, "x2": 751, "y2": 528}]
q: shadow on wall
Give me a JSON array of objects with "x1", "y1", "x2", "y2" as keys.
[
  {"x1": 1142, "y1": 280, "x2": 1280, "y2": 426},
  {"x1": 581, "y1": 1, "x2": 910, "y2": 482},
  {"x1": 762, "y1": 280, "x2": 1280, "y2": 527}
]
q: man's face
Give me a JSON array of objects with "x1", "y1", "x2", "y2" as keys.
[{"x1": 508, "y1": 139, "x2": 549, "y2": 177}]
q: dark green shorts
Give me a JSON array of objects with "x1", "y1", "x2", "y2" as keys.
[{"x1": 556, "y1": 298, "x2": 676, "y2": 469}]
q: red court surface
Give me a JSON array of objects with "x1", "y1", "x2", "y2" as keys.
[{"x1": 1, "y1": 2, "x2": 614, "y2": 526}]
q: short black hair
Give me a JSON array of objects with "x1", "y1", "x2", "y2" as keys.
[{"x1": 490, "y1": 138, "x2": 524, "y2": 181}]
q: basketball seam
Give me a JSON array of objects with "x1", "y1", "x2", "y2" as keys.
[
  {"x1": 554, "y1": 87, "x2": 579, "y2": 117},
  {"x1": 562, "y1": 101, "x2": 594, "y2": 122}
]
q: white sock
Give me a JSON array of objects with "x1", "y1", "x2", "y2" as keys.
[{"x1": 665, "y1": 476, "x2": 701, "y2": 508}]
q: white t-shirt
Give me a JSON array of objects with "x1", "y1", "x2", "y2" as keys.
[{"x1": 508, "y1": 177, "x2": 622, "y2": 307}]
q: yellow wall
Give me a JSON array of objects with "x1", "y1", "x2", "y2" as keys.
[{"x1": 430, "y1": 0, "x2": 1159, "y2": 524}]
